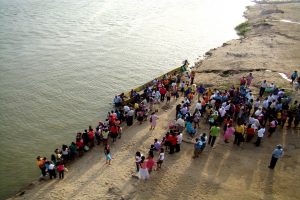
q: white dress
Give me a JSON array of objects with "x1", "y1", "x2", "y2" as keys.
[{"x1": 138, "y1": 164, "x2": 149, "y2": 180}]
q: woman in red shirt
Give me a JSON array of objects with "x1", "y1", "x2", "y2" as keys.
[
  {"x1": 110, "y1": 125, "x2": 119, "y2": 142},
  {"x1": 246, "y1": 124, "x2": 255, "y2": 142}
]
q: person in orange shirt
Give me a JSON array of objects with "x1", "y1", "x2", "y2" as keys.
[{"x1": 36, "y1": 156, "x2": 46, "y2": 177}]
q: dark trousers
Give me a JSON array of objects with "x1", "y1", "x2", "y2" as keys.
[
  {"x1": 161, "y1": 94, "x2": 165, "y2": 102},
  {"x1": 246, "y1": 134, "x2": 254, "y2": 142},
  {"x1": 59, "y1": 170, "x2": 64, "y2": 179},
  {"x1": 269, "y1": 156, "x2": 278, "y2": 169},
  {"x1": 234, "y1": 133, "x2": 243, "y2": 146},
  {"x1": 175, "y1": 144, "x2": 181, "y2": 152},
  {"x1": 208, "y1": 135, "x2": 217, "y2": 147},
  {"x1": 255, "y1": 137, "x2": 262, "y2": 147},
  {"x1": 49, "y1": 169, "x2": 57, "y2": 179},
  {"x1": 40, "y1": 167, "x2": 46, "y2": 177},
  {"x1": 259, "y1": 87, "x2": 265, "y2": 97},
  {"x1": 136, "y1": 162, "x2": 140, "y2": 172},
  {"x1": 169, "y1": 144, "x2": 175, "y2": 154}
]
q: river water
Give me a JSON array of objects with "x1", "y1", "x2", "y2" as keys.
[{"x1": 0, "y1": 0, "x2": 252, "y2": 198}]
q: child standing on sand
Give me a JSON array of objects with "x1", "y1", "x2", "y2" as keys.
[
  {"x1": 135, "y1": 151, "x2": 142, "y2": 172},
  {"x1": 104, "y1": 144, "x2": 111, "y2": 165},
  {"x1": 138, "y1": 156, "x2": 149, "y2": 180},
  {"x1": 156, "y1": 148, "x2": 165, "y2": 170}
]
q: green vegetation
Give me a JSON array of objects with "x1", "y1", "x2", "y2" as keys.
[{"x1": 235, "y1": 21, "x2": 251, "y2": 36}]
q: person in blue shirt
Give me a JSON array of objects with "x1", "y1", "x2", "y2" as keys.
[
  {"x1": 269, "y1": 145, "x2": 284, "y2": 169},
  {"x1": 291, "y1": 71, "x2": 298, "y2": 84}
]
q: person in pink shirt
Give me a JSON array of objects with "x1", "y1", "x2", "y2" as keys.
[
  {"x1": 246, "y1": 73, "x2": 254, "y2": 86},
  {"x1": 224, "y1": 124, "x2": 235, "y2": 143},
  {"x1": 146, "y1": 152, "x2": 155, "y2": 174}
]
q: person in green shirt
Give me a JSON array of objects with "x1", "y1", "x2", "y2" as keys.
[{"x1": 208, "y1": 124, "x2": 220, "y2": 147}]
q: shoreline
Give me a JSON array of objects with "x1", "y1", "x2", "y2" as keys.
[{"x1": 9, "y1": 1, "x2": 300, "y2": 199}]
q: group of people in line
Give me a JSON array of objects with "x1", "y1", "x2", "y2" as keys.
[
  {"x1": 35, "y1": 62, "x2": 191, "y2": 180},
  {"x1": 36, "y1": 65, "x2": 299, "y2": 180}
]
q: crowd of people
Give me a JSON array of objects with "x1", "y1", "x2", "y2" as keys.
[
  {"x1": 133, "y1": 70, "x2": 299, "y2": 179},
  {"x1": 36, "y1": 66, "x2": 299, "y2": 180}
]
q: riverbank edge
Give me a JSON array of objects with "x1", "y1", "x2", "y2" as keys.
[
  {"x1": 9, "y1": 1, "x2": 297, "y2": 199},
  {"x1": 8, "y1": 2, "x2": 256, "y2": 199}
]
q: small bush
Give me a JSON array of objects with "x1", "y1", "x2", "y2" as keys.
[{"x1": 235, "y1": 21, "x2": 251, "y2": 36}]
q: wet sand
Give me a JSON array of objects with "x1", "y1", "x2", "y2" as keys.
[{"x1": 9, "y1": 1, "x2": 300, "y2": 200}]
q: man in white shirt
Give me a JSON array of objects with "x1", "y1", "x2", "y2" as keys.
[
  {"x1": 124, "y1": 105, "x2": 130, "y2": 114},
  {"x1": 176, "y1": 133, "x2": 183, "y2": 152},
  {"x1": 254, "y1": 108, "x2": 262, "y2": 117},
  {"x1": 195, "y1": 100, "x2": 202, "y2": 111},
  {"x1": 176, "y1": 117, "x2": 185, "y2": 128},
  {"x1": 219, "y1": 107, "x2": 226, "y2": 118},
  {"x1": 48, "y1": 162, "x2": 57, "y2": 179},
  {"x1": 255, "y1": 127, "x2": 265, "y2": 147},
  {"x1": 260, "y1": 80, "x2": 267, "y2": 97},
  {"x1": 262, "y1": 98, "x2": 269, "y2": 109}
]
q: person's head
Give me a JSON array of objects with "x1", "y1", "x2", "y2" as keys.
[
  {"x1": 51, "y1": 154, "x2": 56, "y2": 160},
  {"x1": 141, "y1": 156, "x2": 145, "y2": 163},
  {"x1": 277, "y1": 144, "x2": 282, "y2": 149},
  {"x1": 148, "y1": 150, "x2": 154, "y2": 158},
  {"x1": 195, "y1": 138, "x2": 199, "y2": 142},
  {"x1": 264, "y1": 80, "x2": 266, "y2": 83},
  {"x1": 160, "y1": 148, "x2": 164, "y2": 153},
  {"x1": 136, "y1": 151, "x2": 141, "y2": 157},
  {"x1": 36, "y1": 156, "x2": 41, "y2": 161}
]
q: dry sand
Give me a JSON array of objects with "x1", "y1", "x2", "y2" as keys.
[{"x1": 9, "y1": 1, "x2": 300, "y2": 200}]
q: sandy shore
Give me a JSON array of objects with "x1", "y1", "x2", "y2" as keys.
[{"x1": 9, "y1": 1, "x2": 300, "y2": 200}]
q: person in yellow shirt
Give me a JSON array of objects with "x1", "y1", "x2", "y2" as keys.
[
  {"x1": 234, "y1": 122, "x2": 245, "y2": 146},
  {"x1": 276, "y1": 111, "x2": 282, "y2": 125},
  {"x1": 207, "y1": 88, "x2": 212, "y2": 100}
]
